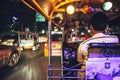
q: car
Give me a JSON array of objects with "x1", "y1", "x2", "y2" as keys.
[
  {"x1": 18, "y1": 31, "x2": 39, "y2": 50},
  {"x1": 0, "y1": 35, "x2": 21, "y2": 67}
]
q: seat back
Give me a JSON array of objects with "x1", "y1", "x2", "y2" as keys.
[
  {"x1": 88, "y1": 43, "x2": 120, "y2": 58},
  {"x1": 86, "y1": 43, "x2": 120, "y2": 80}
]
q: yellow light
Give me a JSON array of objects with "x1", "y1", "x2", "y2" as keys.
[{"x1": 66, "y1": 5, "x2": 75, "y2": 15}]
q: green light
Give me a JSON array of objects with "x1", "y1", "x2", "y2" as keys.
[
  {"x1": 103, "y1": 2, "x2": 112, "y2": 11},
  {"x1": 36, "y1": 12, "x2": 45, "y2": 22}
]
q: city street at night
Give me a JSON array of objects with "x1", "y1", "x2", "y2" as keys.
[{"x1": 0, "y1": 0, "x2": 120, "y2": 80}]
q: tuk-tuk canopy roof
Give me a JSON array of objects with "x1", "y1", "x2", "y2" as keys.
[
  {"x1": 21, "y1": 0, "x2": 120, "y2": 25},
  {"x1": 21, "y1": 0, "x2": 106, "y2": 18}
]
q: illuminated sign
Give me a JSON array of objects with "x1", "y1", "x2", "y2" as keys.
[{"x1": 36, "y1": 12, "x2": 45, "y2": 22}]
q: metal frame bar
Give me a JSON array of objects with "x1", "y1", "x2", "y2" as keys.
[{"x1": 47, "y1": 68, "x2": 85, "y2": 79}]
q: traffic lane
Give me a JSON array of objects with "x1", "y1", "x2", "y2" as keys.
[
  {"x1": 1, "y1": 56, "x2": 61, "y2": 80},
  {"x1": 0, "y1": 45, "x2": 61, "y2": 80},
  {"x1": 3, "y1": 56, "x2": 49, "y2": 80},
  {"x1": 0, "y1": 45, "x2": 44, "y2": 80}
]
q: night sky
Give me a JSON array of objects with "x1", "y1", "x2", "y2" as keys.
[{"x1": 0, "y1": 0, "x2": 40, "y2": 35}]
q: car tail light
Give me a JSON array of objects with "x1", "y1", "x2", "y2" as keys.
[{"x1": 44, "y1": 42, "x2": 48, "y2": 47}]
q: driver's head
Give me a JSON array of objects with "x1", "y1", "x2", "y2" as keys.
[{"x1": 90, "y1": 12, "x2": 108, "y2": 31}]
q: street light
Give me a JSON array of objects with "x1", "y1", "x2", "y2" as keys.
[{"x1": 66, "y1": 5, "x2": 75, "y2": 15}]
